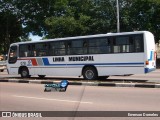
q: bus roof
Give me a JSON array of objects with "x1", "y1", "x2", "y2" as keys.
[{"x1": 10, "y1": 31, "x2": 152, "y2": 46}]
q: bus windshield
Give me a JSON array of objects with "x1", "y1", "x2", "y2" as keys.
[{"x1": 8, "y1": 45, "x2": 17, "y2": 64}]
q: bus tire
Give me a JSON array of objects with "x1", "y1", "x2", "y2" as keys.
[
  {"x1": 20, "y1": 67, "x2": 29, "y2": 78},
  {"x1": 82, "y1": 66, "x2": 98, "y2": 80}
]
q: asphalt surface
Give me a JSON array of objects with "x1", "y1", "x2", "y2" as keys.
[
  {"x1": 0, "y1": 82, "x2": 160, "y2": 120},
  {"x1": 1, "y1": 82, "x2": 160, "y2": 111},
  {"x1": 1, "y1": 68, "x2": 160, "y2": 120}
]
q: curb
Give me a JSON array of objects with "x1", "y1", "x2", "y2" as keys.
[{"x1": 0, "y1": 79, "x2": 160, "y2": 88}]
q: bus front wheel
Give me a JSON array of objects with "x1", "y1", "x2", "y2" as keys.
[
  {"x1": 20, "y1": 67, "x2": 29, "y2": 78},
  {"x1": 83, "y1": 67, "x2": 98, "y2": 80}
]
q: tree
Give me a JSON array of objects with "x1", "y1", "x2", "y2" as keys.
[
  {"x1": 120, "y1": 0, "x2": 160, "y2": 43},
  {"x1": 45, "y1": 0, "x2": 119, "y2": 38},
  {"x1": 45, "y1": 0, "x2": 94, "y2": 38},
  {"x1": 14, "y1": 0, "x2": 56, "y2": 36},
  {"x1": 0, "y1": 0, "x2": 23, "y2": 54},
  {"x1": 89, "y1": 0, "x2": 117, "y2": 34},
  {"x1": 1, "y1": 0, "x2": 160, "y2": 54}
]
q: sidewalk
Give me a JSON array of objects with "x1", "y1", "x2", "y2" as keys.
[{"x1": 0, "y1": 78, "x2": 160, "y2": 88}]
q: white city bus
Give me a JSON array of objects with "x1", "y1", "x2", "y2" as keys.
[{"x1": 7, "y1": 31, "x2": 156, "y2": 80}]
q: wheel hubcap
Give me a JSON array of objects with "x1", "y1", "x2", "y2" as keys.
[
  {"x1": 85, "y1": 70, "x2": 94, "y2": 79},
  {"x1": 22, "y1": 71, "x2": 27, "y2": 77}
]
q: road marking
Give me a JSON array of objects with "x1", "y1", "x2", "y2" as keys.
[{"x1": 13, "y1": 95, "x2": 93, "y2": 104}]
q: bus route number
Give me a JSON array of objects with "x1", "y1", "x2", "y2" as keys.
[{"x1": 20, "y1": 61, "x2": 26, "y2": 66}]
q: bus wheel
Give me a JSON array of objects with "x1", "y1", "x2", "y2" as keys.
[
  {"x1": 20, "y1": 67, "x2": 29, "y2": 78},
  {"x1": 38, "y1": 75, "x2": 45, "y2": 79},
  {"x1": 83, "y1": 67, "x2": 98, "y2": 80}
]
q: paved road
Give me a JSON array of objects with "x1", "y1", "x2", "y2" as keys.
[
  {"x1": 0, "y1": 69, "x2": 160, "y2": 120},
  {"x1": 0, "y1": 82, "x2": 160, "y2": 120},
  {"x1": 109, "y1": 69, "x2": 160, "y2": 83}
]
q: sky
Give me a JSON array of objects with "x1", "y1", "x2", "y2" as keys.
[{"x1": 29, "y1": 33, "x2": 42, "y2": 41}]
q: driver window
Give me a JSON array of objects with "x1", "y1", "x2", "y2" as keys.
[{"x1": 9, "y1": 45, "x2": 17, "y2": 63}]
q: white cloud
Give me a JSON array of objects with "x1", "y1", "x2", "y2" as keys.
[{"x1": 29, "y1": 33, "x2": 42, "y2": 41}]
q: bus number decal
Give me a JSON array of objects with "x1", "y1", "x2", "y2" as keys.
[
  {"x1": 20, "y1": 61, "x2": 26, "y2": 66},
  {"x1": 27, "y1": 60, "x2": 32, "y2": 66}
]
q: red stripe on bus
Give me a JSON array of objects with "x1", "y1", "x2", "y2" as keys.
[{"x1": 31, "y1": 59, "x2": 38, "y2": 66}]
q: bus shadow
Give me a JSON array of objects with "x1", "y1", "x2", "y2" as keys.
[
  {"x1": 30, "y1": 77, "x2": 148, "y2": 83},
  {"x1": 98, "y1": 78, "x2": 148, "y2": 83},
  {"x1": 12, "y1": 76, "x2": 149, "y2": 83}
]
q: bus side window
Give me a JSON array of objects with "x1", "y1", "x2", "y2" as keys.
[
  {"x1": 27, "y1": 45, "x2": 32, "y2": 57},
  {"x1": 107, "y1": 38, "x2": 112, "y2": 53},
  {"x1": 113, "y1": 36, "x2": 133, "y2": 53},
  {"x1": 31, "y1": 44, "x2": 37, "y2": 57},
  {"x1": 52, "y1": 41, "x2": 66, "y2": 56},
  {"x1": 19, "y1": 45, "x2": 25, "y2": 57},
  {"x1": 58, "y1": 42, "x2": 66, "y2": 55},
  {"x1": 129, "y1": 37, "x2": 134, "y2": 52},
  {"x1": 134, "y1": 35, "x2": 143, "y2": 52},
  {"x1": 68, "y1": 40, "x2": 84, "y2": 55},
  {"x1": 19, "y1": 44, "x2": 31, "y2": 57},
  {"x1": 49, "y1": 42, "x2": 55, "y2": 56},
  {"x1": 88, "y1": 37, "x2": 110, "y2": 54},
  {"x1": 83, "y1": 41, "x2": 88, "y2": 54},
  {"x1": 99, "y1": 38, "x2": 111, "y2": 54},
  {"x1": 88, "y1": 39, "x2": 100, "y2": 54},
  {"x1": 67, "y1": 41, "x2": 72, "y2": 55},
  {"x1": 113, "y1": 37, "x2": 120, "y2": 53},
  {"x1": 48, "y1": 43, "x2": 52, "y2": 56},
  {"x1": 32, "y1": 43, "x2": 48, "y2": 57}
]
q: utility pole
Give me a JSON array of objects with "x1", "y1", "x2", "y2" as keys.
[{"x1": 116, "y1": 0, "x2": 120, "y2": 32}]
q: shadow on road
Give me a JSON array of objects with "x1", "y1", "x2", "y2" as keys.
[{"x1": 1, "y1": 76, "x2": 150, "y2": 83}]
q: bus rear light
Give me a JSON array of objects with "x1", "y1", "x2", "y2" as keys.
[{"x1": 146, "y1": 61, "x2": 149, "y2": 65}]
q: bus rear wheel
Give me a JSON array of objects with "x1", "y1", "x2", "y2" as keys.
[
  {"x1": 20, "y1": 67, "x2": 29, "y2": 78},
  {"x1": 83, "y1": 67, "x2": 98, "y2": 80}
]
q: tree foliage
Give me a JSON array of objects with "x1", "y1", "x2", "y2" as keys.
[
  {"x1": 0, "y1": 0, "x2": 160, "y2": 54},
  {"x1": 0, "y1": 0, "x2": 23, "y2": 54},
  {"x1": 45, "y1": 0, "x2": 160, "y2": 42},
  {"x1": 120, "y1": 0, "x2": 160, "y2": 41},
  {"x1": 45, "y1": 0, "x2": 93, "y2": 38}
]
